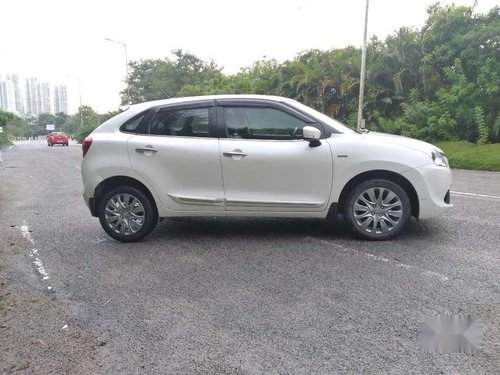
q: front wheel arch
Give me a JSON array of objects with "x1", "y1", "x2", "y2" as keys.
[{"x1": 338, "y1": 170, "x2": 419, "y2": 219}]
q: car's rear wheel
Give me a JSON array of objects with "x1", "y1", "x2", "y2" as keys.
[
  {"x1": 344, "y1": 179, "x2": 411, "y2": 240},
  {"x1": 98, "y1": 186, "x2": 158, "y2": 242}
]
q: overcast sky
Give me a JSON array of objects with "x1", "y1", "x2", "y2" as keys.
[{"x1": 0, "y1": 0, "x2": 497, "y2": 113}]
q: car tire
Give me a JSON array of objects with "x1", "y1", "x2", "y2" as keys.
[
  {"x1": 98, "y1": 186, "x2": 158, "y2": 242},
  {"x1": 344, "y1": 179, "x2": 411, "y2": 240}
]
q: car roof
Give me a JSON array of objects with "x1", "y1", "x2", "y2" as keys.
[{"x1": 125, "y1": 94, "x2": 294, "y2": 111}]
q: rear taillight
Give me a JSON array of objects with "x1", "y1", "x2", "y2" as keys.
[{"x1": 82, "y1": 137, "x2": 93, "y2": 157}]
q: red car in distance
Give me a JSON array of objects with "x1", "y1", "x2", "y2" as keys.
[{"x1": 47, "y1": 132, "x2": 69, "y2": 146}]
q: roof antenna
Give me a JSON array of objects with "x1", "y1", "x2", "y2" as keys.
[{"x1": 160, "y1": 88, "x2": 171, "y2": 99}]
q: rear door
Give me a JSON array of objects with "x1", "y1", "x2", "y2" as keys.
[{"x1": 126, "y1": 102, "x2": 225, "y2": 212}]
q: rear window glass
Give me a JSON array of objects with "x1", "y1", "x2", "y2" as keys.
[
  {"x1": 120, "y1": 111, "x2": 149, "y2": 134},
  {"x1": 149, "y1": 108, "x2": 210, "y2": 137}
]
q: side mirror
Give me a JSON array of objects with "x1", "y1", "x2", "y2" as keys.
[{"x1": 303, "y1": 126, "x2": 322, "y2": 147}]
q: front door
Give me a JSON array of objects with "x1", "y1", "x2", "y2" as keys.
[{"x1": 218, "y1": 104, "x2": 333, "y2": 212}]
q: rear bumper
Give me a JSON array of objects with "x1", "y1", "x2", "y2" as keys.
[
  {"x1": 81, "y1": 160, "x2": 103, "y2": 217},
  {"x1": 88, "y1": 198, "x2": 98, "y2": 217}
]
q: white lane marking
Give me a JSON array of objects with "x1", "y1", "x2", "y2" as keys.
[
  {"x1": 20, "y1": 224, "x2": 52, "y2": 286},
  {"x1": 451, "y1": 191, "x2": 500, "y2": 200},
  {"x1": 421, "y1": 270, "x2": 449, "y2": 282},
  {"x1": 20, "y1": 225, "x2": 34, "y2": 244},
  {"x1": 92, "y1": 238, "x2": 110, "y2": 244},
  {"x1": 306, "y1": 237, "x2": 449, "y2": 282}
]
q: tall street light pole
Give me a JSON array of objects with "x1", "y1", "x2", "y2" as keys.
[
  {"x1": 104, "y1": 38, "x2": 130, "y2": 104},
  {"x1": 78, "y1": 77, "x2": 83, "y2": 127},
  {"x1": 357, "y1": 0, "x2": 369, "y2": 131}
]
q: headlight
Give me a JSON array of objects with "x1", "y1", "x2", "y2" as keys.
[{"x1": 432, "y1": 151, "x2": 448, "y2": 167}]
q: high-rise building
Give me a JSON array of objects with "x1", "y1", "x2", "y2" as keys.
[
  {"x1": 10, "y1": 75, "x2": 25, "y2": 114},
  {"x1": 0, "y1": 74, "x2": 24, "y2": 115},
  {"x1": 53, "y1": 85, "x2": 68, "y2": 114},
  {"x1": 0, "y1": 74, "x2": 68, "y2": 116},
  {"x1": 40, "y1": 82, "x2": 51, "y2": 113},
  {"x1": 25, "y1": 77, "x2": 39, "y2": 115},
  {"x1": 0, "y1": 80, "x2": 16, "y2": 113}
]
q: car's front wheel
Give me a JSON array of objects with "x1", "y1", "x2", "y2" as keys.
[
  {"x1": 344, "y1": 179, "x2": 411, "y2": 240},
  {"x1": 98, "y1": 186, "x2": 158, "y2": 242}
]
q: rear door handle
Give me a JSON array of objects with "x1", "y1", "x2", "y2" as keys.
[
  {"x1": 223, "y1": 151, "x2": 247, "y2": 157},
  {"x1": 135, "y1": 147, "x2": 158, "y2": 153}
]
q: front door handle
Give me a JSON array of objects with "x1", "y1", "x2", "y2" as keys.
[
  {"x1": 223, "y1": 151, "x2": 247, "y2": 157},
  {"x1": 136, "y1": 147, "x2": 158, "y2": 153}
]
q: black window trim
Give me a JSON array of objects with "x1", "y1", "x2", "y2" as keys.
[{"x1": 119, "y1": 98, "x2": 339, "y2": 138}]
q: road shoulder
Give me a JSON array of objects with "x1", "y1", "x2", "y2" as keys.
[{"x1": 0, "y1": 161, "x2": 102, "y2": 374}]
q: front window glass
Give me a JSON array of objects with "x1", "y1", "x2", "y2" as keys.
[
  {"x1": 223, "y1": 107, "x2": 306, "y2": 140},
  {"x1": 149, "y1": 108, "x2": 210, "y2": 137}
]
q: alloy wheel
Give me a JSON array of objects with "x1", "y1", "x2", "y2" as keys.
[
  {"x1": 104, "y1": 193, "x2": 145, "y2": 235},
  {"x1": 352, "y1": 187, "x2": 403, "y2": 234}
]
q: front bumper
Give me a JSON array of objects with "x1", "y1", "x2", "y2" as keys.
[{"x1": 401, "y1": 164, "x2": 453, "y2": 219}]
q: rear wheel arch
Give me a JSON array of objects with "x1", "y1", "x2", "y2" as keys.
[
  {"x1": 93, "y1": 176, "x2": 158, "y2": 218},
  {"x1": 338, "y1": 170, "x2": 419, "y2": 219}
]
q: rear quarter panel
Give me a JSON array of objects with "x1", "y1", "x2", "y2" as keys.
[{"x1": 81, "y1": 131, "x2": 164, "y2": 212}]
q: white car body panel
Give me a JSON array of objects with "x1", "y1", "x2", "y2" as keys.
[
  {"x1": 219, "y1": 138, "x2": 332, "y2": 212},
  {"x1": 126, "y1": 134, "x2": 225, "y2": 212},
  {"x1": 327, "y1": 133, "x2": 432, "y2": 202},
  {"x1": 400, "y1": 164, "x2": 452, "y2": 219}
]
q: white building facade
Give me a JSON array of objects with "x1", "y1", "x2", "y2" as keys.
[{"x1": 0, "y1": 73, "x2": 68, "y2": 116}]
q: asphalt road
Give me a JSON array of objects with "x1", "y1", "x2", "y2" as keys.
[{"x1": 1, "y1": 140, "x2": 499, "y2": 374}]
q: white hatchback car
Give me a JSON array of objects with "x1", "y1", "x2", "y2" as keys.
[{"x1": 81, "y1": 95, "x2": 452, "y2": 242}]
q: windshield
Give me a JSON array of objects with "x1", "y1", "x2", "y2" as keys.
[{"x1": 287, "y1": 100, "x2": 357, "y2": 134}]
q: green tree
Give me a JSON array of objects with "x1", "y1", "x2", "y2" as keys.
[
  {"x1": 0, "y1": 109, "x2": 16, "y2": 145},
  {"x1": 6, "y1": 117, "x2": 27, "y2": 138},
  {"x1": 37, "y1": 113, "x2": 57, "y2": 127},
  {"x1": 0, "y1": 109, "x2": 15, "y2": 127},
  {"x1": 117, "y1": 4, "x2": 499, "y2": 144},
  {"x1": 54, "y1": 112, "x2": 69, "y2": 127},
  {"x1": 122, "y1": 49, "x2": 224, "y2": 104}
]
